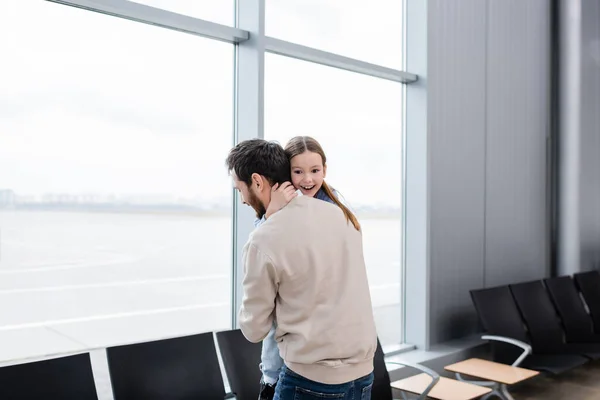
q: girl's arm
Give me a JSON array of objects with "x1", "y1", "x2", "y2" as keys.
[{"x1": 264, "y1": 182, "x2": 297, "y2": 220}]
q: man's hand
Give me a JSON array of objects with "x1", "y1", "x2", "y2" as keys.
[{"x1": 265, "y1": 182, "x2": 297, "y2": 219}]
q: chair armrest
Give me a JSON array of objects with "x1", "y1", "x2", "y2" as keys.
[
  {"x1": 386, "y1": 361, "x2": 440, "y2": 399},
  {"x1": 482, "y1": 335, "x2": 532, "y2": 367}
]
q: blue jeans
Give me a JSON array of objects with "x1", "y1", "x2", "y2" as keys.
[
  {"x1": 274, "y1": 365, "x2": 374, "y2": 400},
  {"x1": 261, "y1": 322, "x2": 284, "y2": 385}
]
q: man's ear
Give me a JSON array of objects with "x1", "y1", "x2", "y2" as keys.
[{"x1": 251, "y1": 173, "x2": 265, "y2": 191}]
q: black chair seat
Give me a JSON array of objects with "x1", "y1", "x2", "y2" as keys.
[
  {"x1": 570, "y1": 334, "x2": 600, "y2": 343},
  {"x1": 562, "y1": 343, "x2": 600, "y2": 360},
  {"x1": 522, "y1": 353, "x2": 588, "y2": 375},
  {"x1": 532, "y1": 342, "x2": 600, "y2": 360}
]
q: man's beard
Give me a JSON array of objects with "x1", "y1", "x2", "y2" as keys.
[{"x1": 247, "y1": 189, "x2": 266, "y2": 219}]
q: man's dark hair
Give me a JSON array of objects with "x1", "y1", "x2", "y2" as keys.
[{"x1": 226, "y1": 139, "x2": 291, "y2": 186}]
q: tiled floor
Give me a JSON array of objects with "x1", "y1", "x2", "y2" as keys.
[{"x1": 510, "y1": 361, "x2": 600, "y2": 400}]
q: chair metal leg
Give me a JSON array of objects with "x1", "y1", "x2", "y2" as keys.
[
  {"x1": 399, "y1": 391, "x2": 428, "y2": 400},
  {"x1": 482, "y1": 390, "x2": 507, "y2": 400},
  {"x1": 499, "y1": 384, "x2": 515, "y2": 400},
  {"x1": 455, "y1": 373, "x2": 515, "y2": 400},
  {"x1": 481, "y1": 391, "x2": 498, "y2": 400}
]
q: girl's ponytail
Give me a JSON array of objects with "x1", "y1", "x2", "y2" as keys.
[{"x1": 321, "y1": 181, "x2": 361, "y2": 231}]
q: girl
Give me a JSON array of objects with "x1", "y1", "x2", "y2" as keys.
[
  {"x1": 256, "y1": 136, "x2": 360, "y2": 230},
  {"x1": 256, "y1": 136, "x2": 360, "y2": 400}
]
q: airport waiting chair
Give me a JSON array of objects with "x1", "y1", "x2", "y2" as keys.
[
  {"x1": 216, "y1": 329, "x2": 262, "y2": 400},
  {"x1": 574, "y1": 270, "x2": 600, "y2": 333},
  {"x1": 544, "y1": 276, "x2": 600, "y2": 343},
  {"x1": 0, "y1": 353, "x2": 98, "y2": 400},
  {"x1": 510, "y1": 281, "x2": 600, "y2": 359},
  {"x1": 106, "y1": 332, "x2": 226, "y2": 400},
  {"x1": 470, "y1": 285, "x2": 588, "y2": 374}
]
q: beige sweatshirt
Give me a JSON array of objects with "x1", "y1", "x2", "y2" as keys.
[{"x1": 239, "y1": 195, "x2": 377, "y2": 385}]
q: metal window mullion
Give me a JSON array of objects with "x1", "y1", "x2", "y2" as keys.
[
  {"x1": 400, "y1": 0, "x2": 409, "y2": 346},
  {"x1": 47, "y1": 0, "x2": 249, "y2": 43},
  {"x1": 231, "y1": 0, "x2": 266, "y2": 329},
  {"x1": 404, "y1": 0, "x2": 429, "y2": 350},
  {"x1": 264, "y1": 37, "x2": 418, "y2": 84}
]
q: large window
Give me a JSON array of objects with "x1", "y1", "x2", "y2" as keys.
[
  {"x1": 0, "y1": 0, "x2": 233, "y2": 348},
  {"x1": 265, "y1": 55, "x2": 404, "y2": 345},
  {"x1": 0, "y1": 0, "x2": 412, "y2": 367}
]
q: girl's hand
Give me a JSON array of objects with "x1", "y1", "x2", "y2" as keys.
[{"x1": 265, "y1": 182, "x2": 297, "y2": 219}]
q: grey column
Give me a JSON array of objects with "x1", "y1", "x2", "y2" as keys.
[
  {"x1": 557, "y1": 0, "x2": 600, "y2": 275},
  {"x1": 557, "y1": 0, "x2": 582, "y2": 276}
]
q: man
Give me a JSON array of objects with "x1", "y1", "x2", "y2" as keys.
[{"x1": 226, "y1": 139, "x2": 377, "y2": 400}]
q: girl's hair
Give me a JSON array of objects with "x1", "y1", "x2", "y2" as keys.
[{"x1": 284, "y1": 136, "x2": 361, "y2": 231}]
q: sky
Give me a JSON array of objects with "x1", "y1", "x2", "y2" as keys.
[{"x1": 0, "y1": 0, "x2": 404, "y2": 208}]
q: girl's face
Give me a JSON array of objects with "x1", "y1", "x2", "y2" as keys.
[{"x1": 290, "y1": 151, "x2": 326, "y2": 197}]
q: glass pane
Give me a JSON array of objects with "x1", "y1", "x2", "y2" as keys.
[
  {"x1": 265, "y1": 54, "x2": 404, "y2": 345},
  {"x1": 0, "y1": 0, "x2": 233, "y2": 353},
  {"x1": 267, "y1": 0, "x2": 403, "y2": 68},
  {"x1": 128, "y1": 0, "x2": 233, "y2": 26}
]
